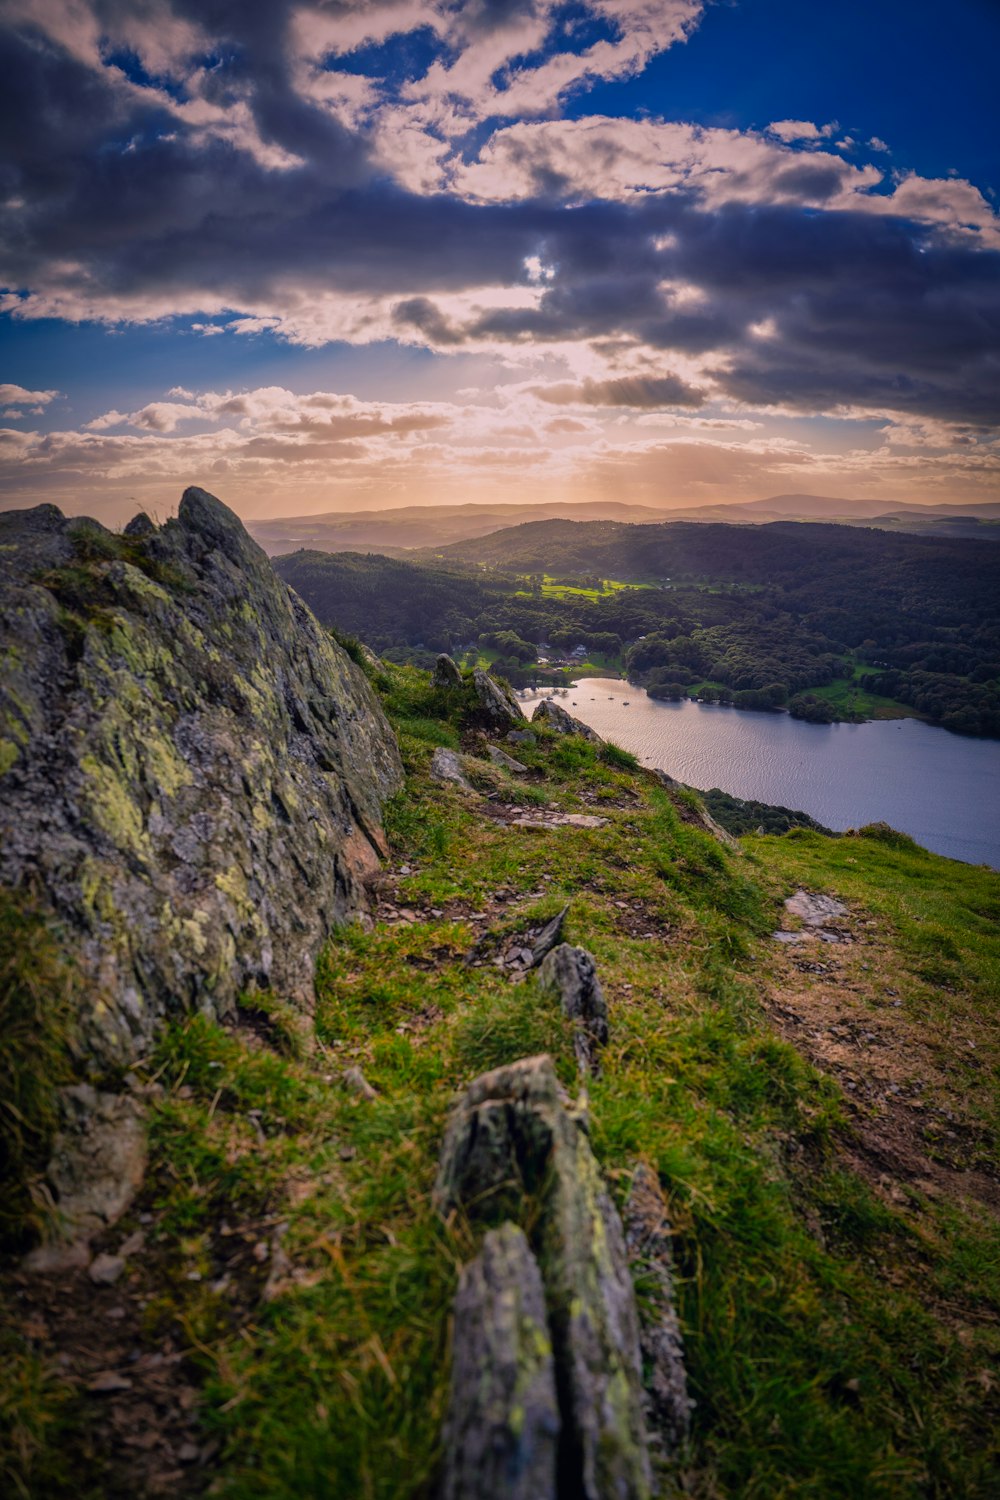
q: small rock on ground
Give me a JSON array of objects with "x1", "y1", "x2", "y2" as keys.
[
  {"x1": 487, "y1": 745, "x2": 528, "y2": 773},
  {"x1": 432, "y1": 653, "x2": 463, "y2": 688},
  {"x1": 430, "y1": 746, "x2": 476, "y2": 792},
  {"x1": 88, "y1": 1253, "x2": 126, "y2": 1286},
  {"x1": 537, "y1": 943, "x2": 609, "y2": 1073}
]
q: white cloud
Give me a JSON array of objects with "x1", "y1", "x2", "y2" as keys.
[
  {"x1": 0, "y1": 383, "x2": 61, "y2": 407},
  {"x1": 2, "y1": 379, "x2": 995, "y2": 525},
  {"x1": 767, "y1": 120, "x2": 837, "y2": 143},
  {"x1": 452, "y1": 116, "x2": 883, "y2": 208}
]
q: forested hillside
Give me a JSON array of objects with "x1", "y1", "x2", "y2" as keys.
[{"x1": 277, "y1": 521, "x2": 1000, "y2": 737}]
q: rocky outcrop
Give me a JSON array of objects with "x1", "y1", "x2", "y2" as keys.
[
  {"x1": 537, "y1": 943, "x2": 609, "y2": 1074},
  {"x1": 440, "y1": 1223, "x2": 560, "y2": 1500},
  {"x1": 651, "y1": 770, "x2": 741, "y2": 852},
  {"x1": 531, "y1": 699, "x2": 603, "y2": 743},
  {"x1": 432, "y1": 653, "x2": 463, "y2": 689},
  {"x1": 473, "y1": 668, "x2": 526, "y2": 732},
  {"x1": 436, "y1": 1056, "x2": 652, "y2": 1500},
  {"x1": 0, "y1": 489, "x2": 402, "y2": 1073}
]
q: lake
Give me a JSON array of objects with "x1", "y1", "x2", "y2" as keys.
[{"x1": 521, "y1": 680, "x2": 1000, "y2": 869}]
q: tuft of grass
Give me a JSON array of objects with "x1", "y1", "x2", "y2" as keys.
[{"x1": 600, "y1": 738, "x2": 640, "y2": 771}]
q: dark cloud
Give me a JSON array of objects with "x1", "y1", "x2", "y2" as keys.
[
  {"x1": 528, "y1": 374, "x2": 707, "y2": 408},
  {"x1": 1, "y1": 2, "x2": 998, "y2": 429}
]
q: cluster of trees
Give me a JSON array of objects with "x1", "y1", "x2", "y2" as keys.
[
  {"x1": 275, "y1": 518, "x2": 999, "y2": 739},
  {"x1": 700, "y1": 789, "x2": 834, "y2": 837},
  {"x1": 626, "y1": 619, "x2": 841, "y2": 700},
  {"x1": 858, "y1": 669, "x2": 1000, "y2": 737}
]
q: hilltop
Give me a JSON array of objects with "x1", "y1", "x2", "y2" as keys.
[
  {"x1": 247, "y1": 496, "x2": 1000, "y2": 559},
  {"x1": 1, "y1": 496, "x2": 998, "y2": 1499}
]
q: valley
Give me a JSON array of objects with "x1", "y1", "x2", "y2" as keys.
[{"x1": 275, "y1": 518, "x2": 1000, "y2": 739}]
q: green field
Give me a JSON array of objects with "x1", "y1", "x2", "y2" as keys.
[{"x1": 809, "y1": 660, "x2": 922, "y2": 722}]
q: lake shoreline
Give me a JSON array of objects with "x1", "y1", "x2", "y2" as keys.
[{"x1": 521, "y1": 679, "x2": 1000, "y2": 869}]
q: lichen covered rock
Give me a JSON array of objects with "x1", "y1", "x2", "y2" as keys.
[
  {"x1": 473, "y1": 668, "x2": 526, "y2": 732},
  {"x1": 0, "y1": 488, "x2": 402, "y2": 1070},
  {"x1": 537, "y1": 943, "x2": 609, "y2": 1074},
  {"x1": 440, "y1": 1222, "x2": 560, "y2": 1500},
  {"x1": 432, "y1": 653, "x2": 463, "y2": 689},
  {"x1": 436, "y1": 1056, "x2": 651, "y2": 1500},
  {"x1": 531, "y1": 699, "x2": 603, "y2": 743},
  {"x1": 430, "y1": 746, "x2": 476, "y2": 792}
]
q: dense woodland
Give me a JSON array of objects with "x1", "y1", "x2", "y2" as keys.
[{"x1": 275, "y1": 519, "x2": 1000, "y2": 737}]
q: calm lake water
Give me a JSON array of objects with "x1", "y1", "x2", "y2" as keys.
[{"x1": 521, "y1": 680, "x2": 1000, "y2": 869}]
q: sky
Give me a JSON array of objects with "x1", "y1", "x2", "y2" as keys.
[{"x1": 1, "y1": 0, "x2": 999, "y2": 525}]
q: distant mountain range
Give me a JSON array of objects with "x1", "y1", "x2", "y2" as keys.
[{"x1": 248, "y1": 494, "x2": 1000, "y2": 555}]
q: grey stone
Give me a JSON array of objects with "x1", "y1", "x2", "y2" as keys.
[
  {"x1": 432, "y1": 653, "x2": 463, "y2": 688},
  {"x1": 784, "y1": 890, "x2": 848, "y2": 926},
  {"x1": 441, "y1": 1223, "x2": 560, "y2": 1500},
  {"x1": 430, "y1": 746, "x2": 476, "y2": 792},
  {"x1": 537, "y1": 943, "x2": 609, "y2": 1074},
  {"x1": 356, "y1": 640, "x2": 383, "y2": 673},
  {"x1": 487, "y1": 745, "x2": 528, "y2": 773},
  {"x1": 22, "y1": 1240, "x2": 93, "y2": 1275},
  {"x1": 435, "y1": 1056, "x2": 651, "y2": 1500},
  {"x1": 123, "y1": 511, "x2": 156, "y2": 538},
  {"x1": 530, "y1": 905, "x2": 569, "y2": 967},
  {"x1": 624, "y1": 1165, "x2": 693, "y2": 1457},
  {"x1": 531, "y1": 699, "x2": 603, "y2": 743},
  {"x1": 46, "y1": 1088, "x2": 148, "y2": 1241},
  {"x1": 473, "y1": 668, "x2": 526, "y2": 732},
  {"x1": 507, "y1": 729, "x2": 536, "y2": 747},
  {"x1": 88, "y1": 1252, "x2": 126, "y2": 1286},
  {"x1": 511, "y1": 813, "x2": 608, "y2": 830},
  {"x1": 0, "y1": 488, "x2": 402, "y2": 1076},
  {"x1": 341, "y1": 1065, "x2": 378, "y2": 1101}
]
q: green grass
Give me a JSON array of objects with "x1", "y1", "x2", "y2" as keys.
[
  {"x1": 808, "y1": 670, "x2": 920, "y2": 722},
  {"x1": 3, "y1": 662, "x2": 998, "y2": 1498},
  {"x1": 512, "y1": 573, "x2": 656, "y2": 602},
  {"x1": 0, "y1": 890, "x2": 79, "y2": 1249}
]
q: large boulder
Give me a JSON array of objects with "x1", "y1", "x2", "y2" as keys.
[
  {"x1": 0, "y1": 488, "x2": 403, "y2": 1070},
  {"x1": 531, "y1": 699, "x2": 603, "y2": 743}
]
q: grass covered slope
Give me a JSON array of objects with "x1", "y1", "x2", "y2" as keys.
[{"x1": 3, "y1": 664, "x2": 999, "y2": 1499}]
